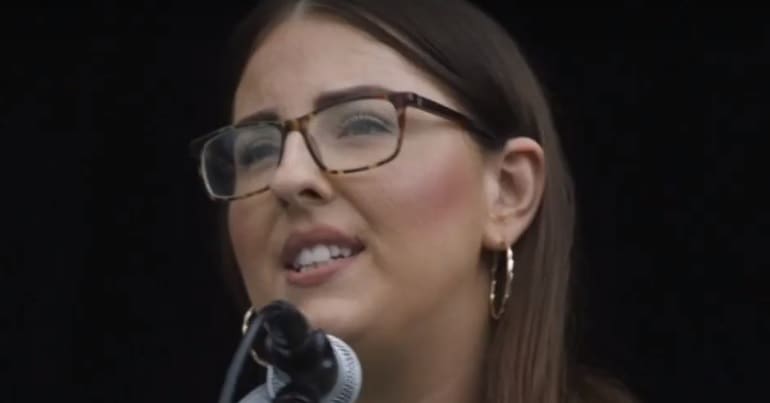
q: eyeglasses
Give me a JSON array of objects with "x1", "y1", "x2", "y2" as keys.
[{"x1": 190, "y1": 91, "x2": 494, "y2": 201}]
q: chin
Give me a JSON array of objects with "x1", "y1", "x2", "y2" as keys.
[{"x1": 290, "y1": 294, "x2": 368, "y2": 344}]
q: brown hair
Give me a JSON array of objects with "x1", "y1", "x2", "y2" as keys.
[{"x1": 217, "y1": 1, "x2": 638, "y2": 402}]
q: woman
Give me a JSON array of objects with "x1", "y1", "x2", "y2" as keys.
[{"x1": 192, "y1": 0, "x2": 637, "y2": 402}]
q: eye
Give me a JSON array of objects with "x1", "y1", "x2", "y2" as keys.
[
  {"x1": 236, "y1": 141, "x2": 280, "y2": 166},
  {"x1": 337, "y1": 113, "x2": 397, "y2": 137}
]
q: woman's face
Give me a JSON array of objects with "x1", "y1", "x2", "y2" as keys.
[{"x1": 229, "y1": 14, "x2": 496, "y2": 352}]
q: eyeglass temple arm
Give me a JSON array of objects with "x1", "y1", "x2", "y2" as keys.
[{"x1": 406, "y1": 94, "x2": 496, "y2": 141}]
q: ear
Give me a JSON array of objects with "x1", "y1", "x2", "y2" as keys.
[{"x1": 481, "y1": 137, "x2": 546, "y2": 250}]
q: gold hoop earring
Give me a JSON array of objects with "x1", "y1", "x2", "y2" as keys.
[
  {"x1": 241, "y1": 306, "x2": 269, "y2": 366},
  {"x1": 489, "y1": 247, "x2": 514, "y2": 320}
]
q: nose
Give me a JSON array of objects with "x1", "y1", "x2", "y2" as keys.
[{"x1": 269, "y1": 131, "x2": 334, "y2": 207}]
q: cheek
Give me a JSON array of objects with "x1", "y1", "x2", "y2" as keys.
[
  {"x1": 227, "y1": 201, "x2": 279, "y2": 302},
  {"x1": 402, "y1": 163, "x2": 475, "y2": 223},
  {"x1": 357, "y1": 140, "x2": 485, "y2": 243},
  {"x1": 344, "y1": 138, "x2": 488, "y2": 324}
]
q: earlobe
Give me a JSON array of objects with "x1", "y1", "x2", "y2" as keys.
[{"x1": 481, "y1": 137, "x2": 545, "y2": 250}]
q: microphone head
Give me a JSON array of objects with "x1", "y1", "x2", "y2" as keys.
[
  {"x1": 267, "y1": 334, "x2": 362, "y2": 403},
  {"x1": 262, "y1": 300, "x2": 310, "y2": 349}
]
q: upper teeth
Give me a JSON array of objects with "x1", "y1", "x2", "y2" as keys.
[{"x1": 293, "y1": 244, "x2": 353, "y2": 270}]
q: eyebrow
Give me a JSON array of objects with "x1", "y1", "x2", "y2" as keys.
[{"x1": 234, "y1": 84, "x2": 394, "y2": 126}]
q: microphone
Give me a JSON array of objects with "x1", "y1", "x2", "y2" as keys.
[{"x1": 218, "y1": 300, "x2": 362, "y2": 403}]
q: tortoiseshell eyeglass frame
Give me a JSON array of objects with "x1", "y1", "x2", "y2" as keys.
[{"x1": 189, "y1": 91, "x2": 496, "y2": 201}]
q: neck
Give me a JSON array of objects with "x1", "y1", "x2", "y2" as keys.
[{"x1": 354, "y1": 283, "x2": 491, "y2": 403}]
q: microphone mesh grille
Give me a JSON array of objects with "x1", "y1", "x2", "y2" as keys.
[
  {"x1": 326, "y1": 334, "x2": 362, "y2": 403},
  {"x1": 266, "y1": 334, "x2": 362, "y2": 403}
]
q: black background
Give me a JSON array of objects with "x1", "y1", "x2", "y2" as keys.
[{"x1": 5, "y1": 2, "x2": 767, "y2": 403}]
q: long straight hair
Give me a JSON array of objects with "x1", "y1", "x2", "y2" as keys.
[{"x1": 218, "y1": 1, "x2": 637, "y2": 402}]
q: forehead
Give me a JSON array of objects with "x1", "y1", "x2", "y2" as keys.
[{"x1": 233, "y1": 13, "x2": 453, "y2": 121}]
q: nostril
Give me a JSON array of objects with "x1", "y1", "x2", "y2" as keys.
[
  {"x1": 274, "y1": 186, "x2": 326, "y2": 208},
  {"x1": 299, "y1": 188, "x2": 323, "y2": 199}
]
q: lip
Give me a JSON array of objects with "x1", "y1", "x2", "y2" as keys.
[
  {"x1": 280, "y1": 225, "x2": 365, "y2": 286},
  {"x1": 285, "y1": 253, "x2": 360, "y2": 287}
]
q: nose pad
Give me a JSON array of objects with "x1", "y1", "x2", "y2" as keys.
[
  {"x1": 277, "y1": 131, "x2": 316, "y2": 169},
  {"x1": 302, "y1": 134, "x2": 324, "y2": 165},
  {"x1": 269, "y1": 131, "x2": 332, "y2": 205}
]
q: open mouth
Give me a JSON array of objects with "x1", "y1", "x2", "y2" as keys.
[
  {"x1": 280, "y1": 225, "x2": 366, "y2": 286},
  {"x1": 287, "y1": 243, "x2": 366, "y2": 272}
]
